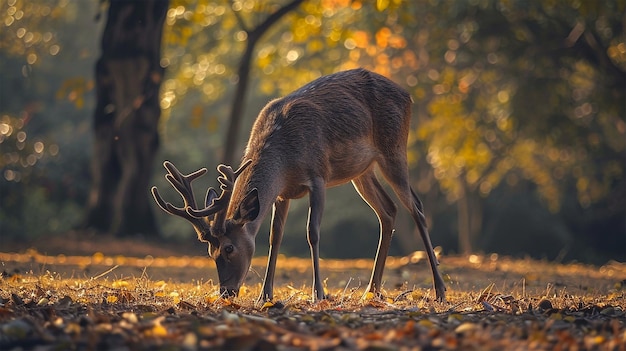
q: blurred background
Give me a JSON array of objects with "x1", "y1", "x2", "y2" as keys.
[{"x1": 0, "y1": 0, "x2": 624, "y2": 264}]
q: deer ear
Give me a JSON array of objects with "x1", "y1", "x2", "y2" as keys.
[
  {"x1": 205, "y1": 187, "x2": 219, "y2": 207},
  {"x1": 234, "y1": 188, "x2": 260, "y2": 224}
]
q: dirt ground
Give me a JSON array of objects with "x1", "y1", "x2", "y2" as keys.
[{"x1": 1, "y1": 231, "x2": 624, "y2": 297}]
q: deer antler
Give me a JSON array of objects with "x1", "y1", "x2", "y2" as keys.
[
  {"x1": 186, "y1": 159, "x2": 252, "y2": 233},
  {"x1": 151, "y1": 161, "x2": 209, "y2": 219}
]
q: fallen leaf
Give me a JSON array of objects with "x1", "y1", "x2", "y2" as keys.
[
  {"x1": 260, "y1": 301, "x2": 275, "y2": 310},
  {"x1": 455, "y1": 322, "x2": 479, "y2": 333},
  {"x1": 112, "y1": 280, "x2": 130, "y2": 288}
]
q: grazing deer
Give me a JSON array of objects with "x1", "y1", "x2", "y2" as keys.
[{"x1": 152, "y1": 68, "x2": 446, "y2": 302}]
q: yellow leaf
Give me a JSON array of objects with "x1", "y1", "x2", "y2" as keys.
[
  {"x1": 170, "y1": 291, "x2": 180, "y2": 304},
  {"x1": 585, "y1": 335, "x2": 605, "y2": 345},
  {"x1": 260, "y1": 301, "x2": 275, "y2": 311},
  {"x1": 112, "y1": 280, "x2": 129, "y2": 288},
  {"x1": 106, "y1": 295, "x2": 118, "y2": 303},
  {"x1": 455, "y1": 322, "x2": 479, "y2": 334},
  {"x1": 411, "y1": 290, "x2": 424, "y2": 301},
  {"x1": 147, "y1": 322, "x2": 168, "y2": 337},
  {"x1": 205, "y1": 295, "x2": 220, "y2": 304},
  {"x1": 363, "y1": 291, "x2": 375, "y2": 300}
]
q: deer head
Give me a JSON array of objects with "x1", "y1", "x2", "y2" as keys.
[{"x1": 151, "y1": 160, "x2": 252, "y2": 296}]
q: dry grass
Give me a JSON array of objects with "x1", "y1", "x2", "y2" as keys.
[{"x1": 1, "y1": 251, "x2": 625, "y2": 350}]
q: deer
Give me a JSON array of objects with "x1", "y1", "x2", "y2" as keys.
[{"x1": 151, "y1": 68, "x2": 446, "y2": 303}]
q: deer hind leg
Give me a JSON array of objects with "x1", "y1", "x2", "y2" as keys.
[
  {"x1": 352, "y1": 170, "x2": 397, "y2": 297},
  {"x1": 378, "y1": 156, "x2": 447, "y2": 301},
  {"x1": 259, "y1": 198, "x2": 290, "y2": 304}
]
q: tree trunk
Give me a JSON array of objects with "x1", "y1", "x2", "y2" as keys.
[
  {"x1": 469, "y1": 190, "x2": 483, "y2": 248},
  {"x1": 457, "y1": 180, "x2": 484, "y2": 254},
  {"x1": 83, "y1": 0, "x2": 169, "y2": 236},
  {"x1": 222, "y1": 36, "x2": 256, "y2": 166},
  {"x1": 457, "y1": 184, "x2": 472, "y2": 254}
]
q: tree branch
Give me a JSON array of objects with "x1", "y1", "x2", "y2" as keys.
[
  {"x1": 221, "y1": 0, "x2": 306, "y2": 165},
  {"x1": 230, "y1": 0, "x2": 250, "y2": 33},
  {"x1": 248, "y1": 0, "x2": 305, "y2": 43}
]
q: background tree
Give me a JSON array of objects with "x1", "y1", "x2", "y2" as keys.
[
  {"x1": 221, "y1": 0, "x2": 305, "y2": 165},
  {"x1": 83, "y1": 0, "x2": 169, "y2": 236}
]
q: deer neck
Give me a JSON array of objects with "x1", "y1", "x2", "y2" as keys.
[{"x1": 227, "y1": 160, "x2": 284, "y2": 231}]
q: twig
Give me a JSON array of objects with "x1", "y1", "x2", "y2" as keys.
[
  {"x1": 339, "y1": 277, "x2": 353, "y2": 303},
  {"x1": 90, "y1": 265, "x2": 120, "y2": 281},
  {"x1": 393, "y1": 289, "x2": 414, "y2": 302}
]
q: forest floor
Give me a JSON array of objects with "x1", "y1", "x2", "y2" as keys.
[{"x1": 1, "y1": 231, "x2": 625, "y2": 350}]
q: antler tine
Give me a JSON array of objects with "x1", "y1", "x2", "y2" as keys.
[
  {"x1": 217, "y1": 159, "x2": 252, "y2": 182},
  {"x1": 186, "y1": 196, "x2": 227, "y2": 218},
  {"x1": 234, "y1": 159, "x2": 252, "y2": 177},
  {"x1": 151, "y1": 161, "x2": 209, "y2": 222},
  {"x1": 151, "y1": 186, "x2": 192, "y2": 219},
  {"x1": 215, "y1": 159, "x2": 252, "y2": 190},
  {"x1": 164, "y1": 161, "x2": 207, "y2": 187},
  {"x1": 151, "y1": 186, "x2": 171, "y2": 213},
  {"x1": 185, "y1": 160, "x2": 252, "y2": 223},
  {"x1": 186, "y1": 180, "x2": 232, "y2": 218},
  {"x1": 165, "y1": 173, "x2": 198, "y2": 208}
]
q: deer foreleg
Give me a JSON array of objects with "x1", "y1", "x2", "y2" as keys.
[
  {"x1": 259, "y1": 198, "x2": 290, "y2": 303},
  {"x1": 307, "y1": 179, "x2": 326, "y2": 301}
]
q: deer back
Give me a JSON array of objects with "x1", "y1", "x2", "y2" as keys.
[{"x1": 226, "y1": 68, "x2": 412, "y2": 220}]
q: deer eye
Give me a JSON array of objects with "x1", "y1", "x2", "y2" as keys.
[{"x1": 223, "y1": 244, "x2": 234, "y2": 255}]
